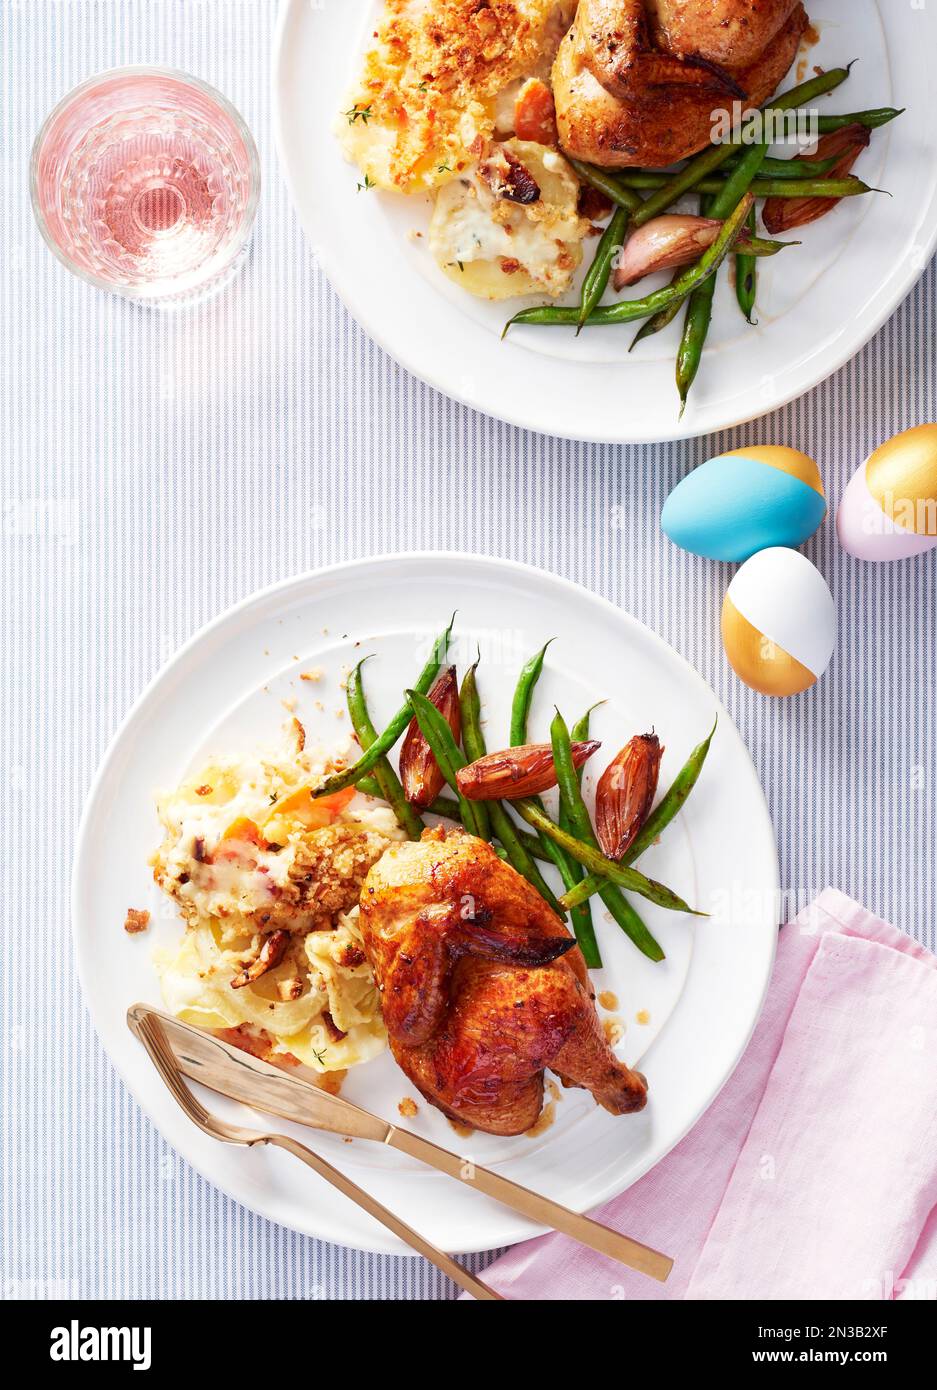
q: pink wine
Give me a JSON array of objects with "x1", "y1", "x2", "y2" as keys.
[{"x1": 32, "y1": 68, "x2": 259, "y2": 301}]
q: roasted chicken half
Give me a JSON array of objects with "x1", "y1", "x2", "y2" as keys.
[
  {"x1": 554, "y1": 0, "x2": 808, "y2": 167},
  {"x1": 359, "y1": 827, "x2": 648, "y2": 1135}
]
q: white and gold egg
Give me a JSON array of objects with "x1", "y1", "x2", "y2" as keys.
[{"x1": 721, "y1": 548, "x2": 836, "y2": 697}]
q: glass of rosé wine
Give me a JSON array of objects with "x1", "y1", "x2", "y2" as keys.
[{"x1": 31, "y1": 67, "x2": 260, "y2": 303}]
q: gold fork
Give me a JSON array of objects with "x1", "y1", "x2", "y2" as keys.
[{"x1": 133, "y1": 1011, "x2": 502, "y2": 1300}]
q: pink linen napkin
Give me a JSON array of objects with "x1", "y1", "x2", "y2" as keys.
[{"x1": 474, "y1": 890, "x2": 937, "y2": 1301}]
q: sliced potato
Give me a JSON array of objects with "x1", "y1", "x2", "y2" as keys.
[
  {"x1": 440, "y1": 258, "x2": 544, "y2": 300},
  {"x1": 429, "y1": 139, "x2": 587, "y2": 301}
]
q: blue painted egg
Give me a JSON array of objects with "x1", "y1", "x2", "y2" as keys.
[{"x1": 661, "y1": 446, "x2": 827, "y2": 562}]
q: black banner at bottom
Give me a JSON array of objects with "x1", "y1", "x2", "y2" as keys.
[{"x1": 0, "y1": 1296, "x2": 931, "y2": 1375}]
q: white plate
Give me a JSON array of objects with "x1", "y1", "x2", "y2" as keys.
[
  {"x1": 273, "y1": 0, "x2": 937, "y2": 444},
  {"x1": 73, "y1": 554, "x2": 779, "y2": 1255}
]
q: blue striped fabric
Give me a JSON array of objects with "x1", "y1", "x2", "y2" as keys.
[{"x1": 1, "y1": 1, "x2": 934, "y2": 1300}]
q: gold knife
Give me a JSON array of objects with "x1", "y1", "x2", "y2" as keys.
[{"x1": 128, "y1": 1002, "x2": 672, "y2": 1282}]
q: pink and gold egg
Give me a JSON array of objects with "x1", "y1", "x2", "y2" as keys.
[{"x1": 837, "y1": 425, "x2": 937, "y2": 562}]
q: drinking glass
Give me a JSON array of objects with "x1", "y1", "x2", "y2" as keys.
[{"x1": 31, "y1": 67, "x2": 260, "y2": 302}]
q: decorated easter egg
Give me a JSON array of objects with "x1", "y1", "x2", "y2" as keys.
[
  {"x1": 721, "y1": 548, "x2": 835, "y2": 697},
  {"x1": 662, "y1": 445, "x2": 826, "y2": 562},
  {"x1": 837, "y1": 424, "x2": 937, "y2": 561}
]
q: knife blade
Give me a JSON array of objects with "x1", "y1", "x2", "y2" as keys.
[{"x1": 127, "y1": 1003, "x2": 390, "y2": 1143}]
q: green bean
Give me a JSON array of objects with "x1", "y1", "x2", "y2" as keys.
[
  {"x1": 562, "y1": 720, "x2": 717, "y2": 910},
  {"x1": 569, "y1": 159, "x2": 643, "y2": 213},
  {"x1": 616, "y1": 155, "x2": 837, "y2": 184},
  {"x1": 736, "y1": 205, "x2": 758, "y2": 325},
  {"x1": 346, "y1": 660, "x2": 424, "y2": 840},
  {"x1": 674, "y1": 276, "x2": 716, "y2": 414},
  {"x1": 629, "y1": 718, "x2": 717, "y2": 862},
  {"x1": 723, "y1": 154, "x2": 839, "y2": 178},
  {"x1": 506, "y1": 194, "x2": 752, "y2": 333},
  {"x1": 630, "y1": 280, "x2": 685, "y2": 349},
  {"x1": 459, "y1": 664, "x2": 565, "y2": 917},
  {"x1": 619, "y1": 230, "x2": 793, "y2": 261},
  {"x1": 677, "y1": 144, "x2": 767, "y2": 414},
  {"x1": 559, "y1": 705, "x2": 604, "y2": 968},
  {"x1": 614, "y1": 172, "x2": 870, "y2": 199},
  {"x1": 629, "y1": 65, "x2": 852, "y2": 227},
  {"x1": 507, "y1": 643, "x2": 585, "y2": 933},
  {"x1": 751, "y1": 176, "x2": 869, "y2": 198},
  {"x1": 510, "y1": 640, "x2": 554, "y2": 745},
  {"x1": 630, "y1": 202, "x2": 702, "y2": 351},
  {"x1": 516, "y1": 797, "x2": 699, "y2": 918},
  {"x1": 559, "y1": 860, "x2": 601, "y2": 964},
  {"x1": 610, "y1": 170, "x2": 721, "y2": 189},
  {"x1": 406, "y1": 689, "x2": 484, "y2": 838},
  {"x1": 549, "y1": 711, "x2": 664, "y2": 960},
  {"x1": 578, "y1": 206, "x2": 628, "y2": 331},
  {"x1": 570, "y1": 704, "x2": 605, "y2": 744},
  {"x1": 455, "y1": 662, "x2": 490, "y2": 843},
  {"x1": 816, "y1": 108, "x2": 903, "y2": 132},
  {"x1": 626, "y1": 151, "x2": 733, "y2": 224},
  {"x1": 315, "y1": 615, "x2": 455, "y2": 795}
]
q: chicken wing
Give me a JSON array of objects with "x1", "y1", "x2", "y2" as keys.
[{"x1": 359, "y1": 826, "x2": 648, "y2": 1136}]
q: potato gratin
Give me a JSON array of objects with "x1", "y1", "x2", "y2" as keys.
[
  {"x1": 339, "y1": 0, "x2": 589, "y2": 299},
  {"x1": 150, "y1": 720, "x2": 405, "y2": 1075}
]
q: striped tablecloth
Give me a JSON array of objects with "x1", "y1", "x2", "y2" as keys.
[{"x1": 2, "y1": 1, "x2": 934, "y2": 1301}]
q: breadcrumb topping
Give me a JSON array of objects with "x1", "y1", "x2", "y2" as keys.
[
  {"x1": 340, "y1": 0, "x2": 573, "y2": 192},
  {"x1": 281, "y1": 825, "x2": 396, "y2": 931}
]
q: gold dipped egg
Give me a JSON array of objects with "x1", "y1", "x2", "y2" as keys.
[
  {"x1": 866, "y1": 424, "x2": 937, "y2": 535},
  {"x1": 721, "y1": 548, "x2": 836, "y2": 697},
  {"x1": 838, "y1": 424, "x2": 937, "y2": 561},
  {"x1": 721, "y1": 599, "x2": 818, "y2": 697}
]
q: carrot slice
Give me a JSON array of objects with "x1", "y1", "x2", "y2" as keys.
[
  {"x1": 514, "y1": 79, "x2": 558, "y2": 146},
  {"x1": 268, "y1": 784, "x2": 355, "y2": 829}
]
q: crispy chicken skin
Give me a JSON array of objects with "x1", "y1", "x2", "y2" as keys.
[
  {"x1": 554, "y1": 1, "x2": 807, "y2": 167},
  {"x1": 359, "y1": 827, "x2": 648, "y2": 1136},
  {"x1": 579, "y1": 0, "x2": 742, "y2": 102},
  {"x1": 648, "y1": 0, "x2": 803, "y2": 70}
]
